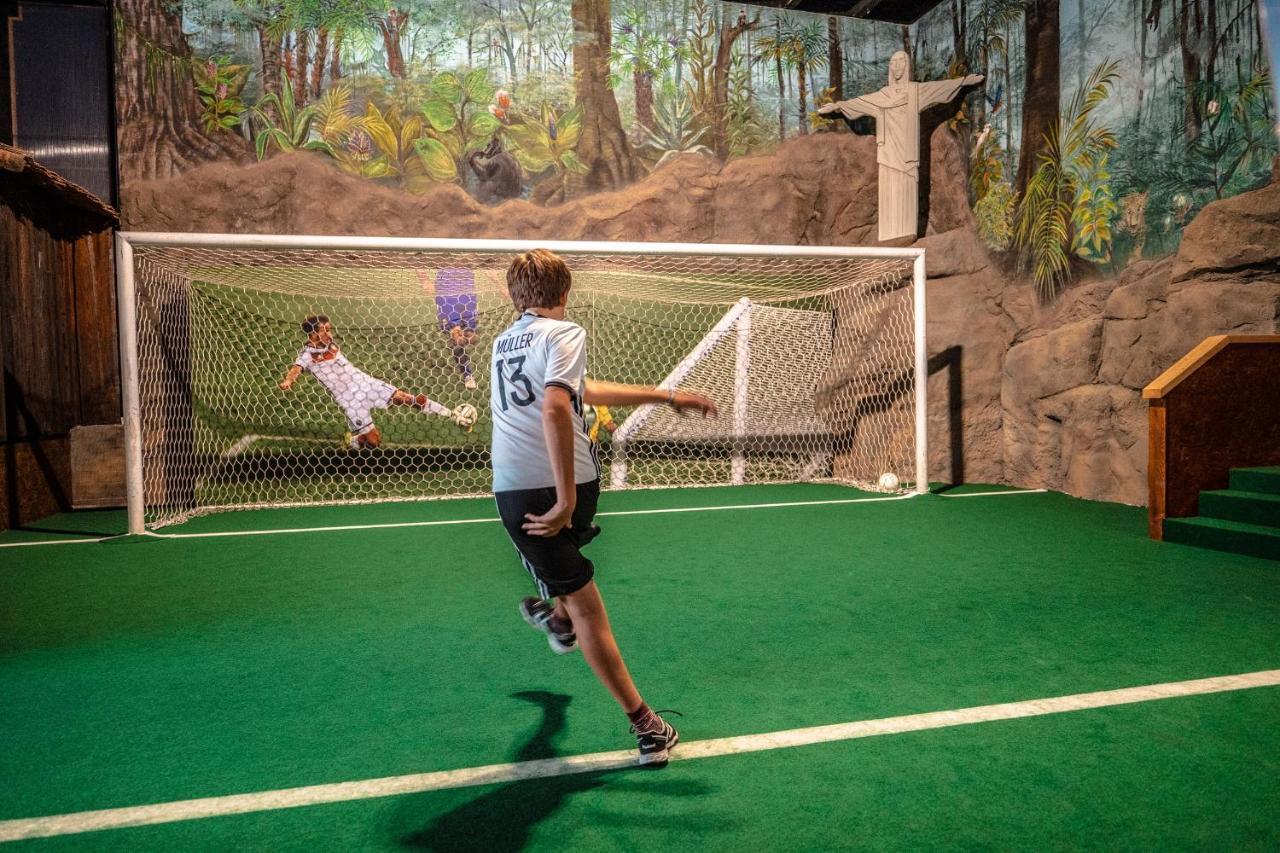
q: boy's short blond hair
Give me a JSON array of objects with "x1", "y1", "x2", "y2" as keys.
[{"x1": 506, "y1": 249, "x2": 571, "y2": 312}]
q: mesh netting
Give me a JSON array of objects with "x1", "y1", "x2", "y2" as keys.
[{"x1": 126, "y1": 242, "x2": 918, "y2": 529}]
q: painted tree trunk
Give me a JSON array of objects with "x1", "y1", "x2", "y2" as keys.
[
  {"x1": 828, "y1": 16, "x2": 843, "y2": 102},
  {"x1": 1206, "y1": 0, "x2": 1217, "y2": 90},
  {"x1": 951, "y1": 0, "x2": 968, "y2": 71},
  {"x1": 796, "y1": 60, "x2": 808, "y2": 135},
  {"x1": 711, "y1": 13, "x2": 759, "y2": 159},
  {"x1": 775, "y1": 18, "x2": 786, "y2": 140},
  {"x1": 113, "y1": 0, "x2": 248, "y2": 184},
  {"x1": 1178, "y1": 0, "x2": 1204, "y2": 142},
  {"x1": 1015, "y1": 0, "x2": 1059, "y2": 199},
  {"x1": 281, "y1": 31, "x2": 295, "y2": 92},
  {"x1": 294, "y1": 30, "x2": 310, "y2": 107},
  {"x1": 634, "y1": 69, "x2": 655, "y2": 131},
  {"x1": 1136, "y1": 0, "x2": 1147, "y2": 129},
  {"x1": 256, "y1": 25, "x2": 283, "y2": 101},
  {"x1": 1004, "y1": 21, "x2": 1015, "y2": 177},
  {"x1": 311, "y1": 28, "x2": 329, "y2": 98},
  {"x1": 675, "y1": 0, "x2": 690, "y2": 89},
  {"x1": 330, "y1": 29, "x2": 344, "y2": 81},
  {"x1": 1077, "y1": 0, "x2": 1087, "y2": 90},
  {"x1": 251, "y1": 24, "x2": 283, "y2": 130},
  {"x1": 564, "y1": 0, "x2": 636, "y2": 199},
  {"x1": 976, "y1": 17, "x2": 988, "y2": 129},
  {"x1": 380, "y1": 12, "x2": 409, "y2": 79}
]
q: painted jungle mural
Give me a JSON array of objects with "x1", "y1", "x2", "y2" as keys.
[
  {"x1": 114, "y1": 0, "x2": 1275, "y2": 296},
  {"x1": 911, "y1": 0, "x2": 1276, "y2": 295}
]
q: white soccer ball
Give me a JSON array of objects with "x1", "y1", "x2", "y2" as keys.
[
  {"x1": 453, "y1": 403, "x2": 478, "y2": 428},
  {"x1": 878, "y1": 472, "x2": 900, "y2": 491}
]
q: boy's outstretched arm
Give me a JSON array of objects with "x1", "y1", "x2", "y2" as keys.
[
  {"x1": 523, "y1": 385, "x2": 577, "y2": 538},
  {"x1": 279, "y1": 365, "x2": 303, "y2": 391},
  {"x1": 583, "y1": 379, "x2": 718, "y2": 417}
]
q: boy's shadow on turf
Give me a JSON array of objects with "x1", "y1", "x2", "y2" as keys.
[{"x1": 396, "y1": 690, "x2": 717, "y2": 852}]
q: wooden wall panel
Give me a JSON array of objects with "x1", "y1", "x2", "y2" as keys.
[
  {"x1": 1163, "y1": 343, "x2": 1280, "y2": 521},
  {"x1": 1, "y1": 435, "x2": 71, "y2": 527},
  {"x1": 1146, "y1": 337, "x2": 1280, "y2": 539},
  {"x1": 73, "y1": 231, "x2": 119, "y2": 424},
  {"x1": 1, "y1": 160, "x2": 119, "y2": 528},
  {"x1": 1147, "y1": 401, "x2": 1166, "y2": 539},
  {"x1": 4, "y1": 213, "x2": 68, "y2": 437}
]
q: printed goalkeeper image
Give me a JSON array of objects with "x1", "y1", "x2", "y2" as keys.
[{"x1": 3, "y1": 0, "x2": 1280, "y2": 851}]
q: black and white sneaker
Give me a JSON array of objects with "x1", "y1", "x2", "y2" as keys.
[
  {"x1": 518, "y1": 597, "x2": 577, "y2": 654},
  {"x1": 632, "y1": 714, "x2": 681, "y2": 768}
]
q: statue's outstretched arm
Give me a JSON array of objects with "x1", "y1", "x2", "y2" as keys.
[
  {"x1": 817, "y1": 96, "x2": 880, "y2": 121},
  {"x1": 917, "y1": 74, "x2": 985, "y2": 111}
]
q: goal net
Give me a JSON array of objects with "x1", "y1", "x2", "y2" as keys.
[{"x1": 116, "y1": 236, "x2": 925, "y2": 531}]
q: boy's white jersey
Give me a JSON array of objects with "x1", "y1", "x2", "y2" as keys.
[{"x1": 490, "y1": 312, "x2": 599, "y2": 492}]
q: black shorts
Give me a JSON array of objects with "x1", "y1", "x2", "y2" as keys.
[{"x1": 495, "y1": 480, "x2": 601, "y2": 599}]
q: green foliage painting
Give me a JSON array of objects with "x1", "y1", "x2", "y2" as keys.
[
  {"x1": 115, "y1": 0, "x2": 1274, "y2": 292},
  {"x1": 1015, "y1": 61, "x2": 1120, "y2": 299}
]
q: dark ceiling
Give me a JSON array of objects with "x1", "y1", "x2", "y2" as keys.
[{"x1": 741, "y1": 0, "x2": 946, "y2": 25}]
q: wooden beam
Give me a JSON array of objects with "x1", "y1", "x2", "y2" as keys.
[
  {"x1": 1143, "y1": 334, "x2": 1280, "y2": 400},
  {"x1": 1148, "y1": 400, "x2": 1166, "y2": 540}
]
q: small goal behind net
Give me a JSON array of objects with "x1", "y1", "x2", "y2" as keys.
[{"x1": 115, "y1": 234, "x2": 928, "y2": 532}]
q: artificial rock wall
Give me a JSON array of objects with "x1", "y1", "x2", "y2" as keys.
[{"x1": 924, "y1": 157, "x2": 1280, "y2": 504}]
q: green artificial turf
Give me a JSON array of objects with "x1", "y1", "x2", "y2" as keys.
[
  {"x1": 9, "y1": 687, "x2": 1280, "y2": 852},
  {"x1": 2, "y1": 484, "x2": 1279, "y2": 849}
]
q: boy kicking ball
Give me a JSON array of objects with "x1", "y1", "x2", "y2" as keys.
[
  {"x1": 491, "y1": 250, "x2": 717, "y2": 768},
  {"x1": 279, "y1": 314, "x2": 476, "y2": 448}
]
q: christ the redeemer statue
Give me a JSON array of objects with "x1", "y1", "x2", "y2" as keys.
[{"x1": 819, "y1": 52, "x2": 983, "y2": 242}]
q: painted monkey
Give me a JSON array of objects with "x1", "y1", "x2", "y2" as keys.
[{"x1": 467, "y1": 137, "x2": 522, "y2": 204}]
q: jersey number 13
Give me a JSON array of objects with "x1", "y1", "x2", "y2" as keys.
[{"x1": 495, "y1": 356, "x2": 535, "y2": 410}]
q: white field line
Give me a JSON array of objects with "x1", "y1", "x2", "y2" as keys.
[
  {"x1": 0, "y1": 536, "x2": 116, "y2": 549},
  {"x1": 0, "y1": 489, "x2": 1044, "y2": 548},
  {"x1": 143, "y1": 494, "x2": 919, "y2": 540},
  {"x1": 937, "y1": 488, "x2": 1048, "y2": 498},
  {"x1": 2, "y1": 668, "x2": 1278, "y2": 843}
]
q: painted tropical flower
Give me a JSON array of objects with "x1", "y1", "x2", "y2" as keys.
[
  {"x1": 346, "y1": 130, "x2": 373, "y2": 163},
  {"x1": 489, "y1": 90, "x2": 513, "y2": 122},
  {"x1": 215, "y1": 83, "x2": 228, "y2": 101}
]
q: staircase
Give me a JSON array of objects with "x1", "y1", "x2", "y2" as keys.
[{"x1": 1163, "y1": 467, "x2": 1280, "y2": 561}]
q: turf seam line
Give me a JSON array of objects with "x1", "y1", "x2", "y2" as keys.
[
  {"x1": 0, "y1": 489, "x2": 1046, "y2": 547},
  {"x1": 3, "y1": 668, "x2": 1278, "y2": 843}
]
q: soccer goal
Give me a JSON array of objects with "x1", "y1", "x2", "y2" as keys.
[{"x1": 115, "y1": 234, "x2": 928, "y2": 532}]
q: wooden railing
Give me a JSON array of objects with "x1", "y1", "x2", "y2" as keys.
[{"x1": 1144, "y1": 334, "x2": 1280, "y2": 539}]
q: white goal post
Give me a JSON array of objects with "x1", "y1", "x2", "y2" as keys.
[{"x1": 115, "y1": 233, "x2": 928, "y2": 533}]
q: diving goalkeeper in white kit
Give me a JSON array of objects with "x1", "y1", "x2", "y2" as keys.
[{"x1": 279, "y1": 314, "x2": 475, "y2": 448}]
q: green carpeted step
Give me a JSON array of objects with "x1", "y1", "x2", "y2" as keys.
[
  {"x1": 1164, "y1": 516, "x2": 1280, "y2": 561},
  {"x1": 1199, "y1": 490, "x2": 1280, "y2": 529},
  {"x1": 1229, "y1": 467, "x2": 1280, "y2": 495}
]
